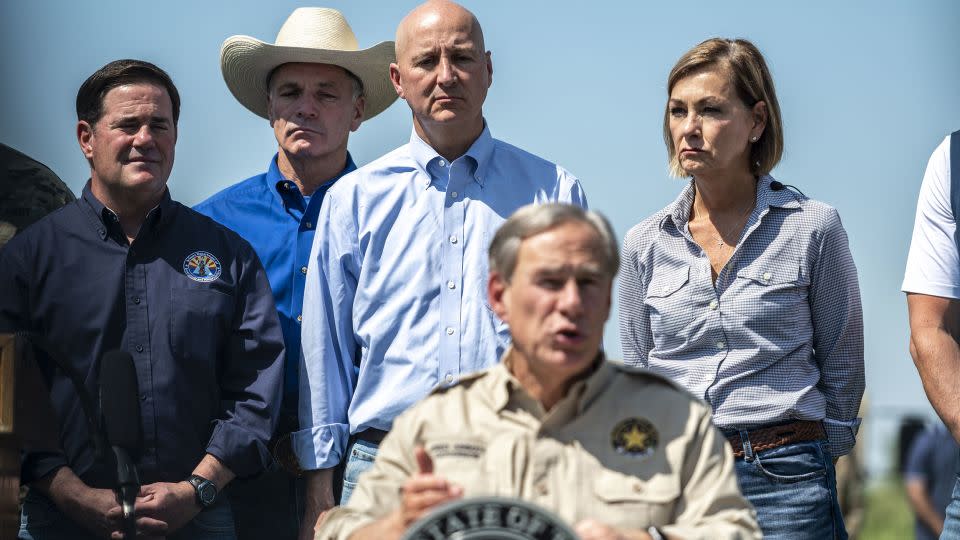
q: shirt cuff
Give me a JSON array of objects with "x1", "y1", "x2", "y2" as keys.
[
  {"x1": 205, "y1": 421, "x2": 273, "y2": 478},
  {"x1": 21, "y1": 451, "x2": 67, "y2": 485},
  {"x1": 315, "y1": 506, "x2": 375, "y2": 540},
  {"x1": 823, "y1": 417, "x2": 861, "y2": 457},
  {"x1": 292, "y1": 423, "x2": 349, "y2": 470}
]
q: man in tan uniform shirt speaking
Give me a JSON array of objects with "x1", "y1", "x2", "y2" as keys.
[{"x1": 318, "y1": 203, "x2": 760, "y2": 540}]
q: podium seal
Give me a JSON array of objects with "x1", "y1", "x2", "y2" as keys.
[{"x1": 401, "y1": 496, "x2": 579, "y2": 540}]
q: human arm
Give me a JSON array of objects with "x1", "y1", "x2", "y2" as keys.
[
  {"x1": 905, "y1": 479, "x2": 945, "y2": 535},
  {"x1": 903, "y1": 430, "x2": 946, "y2": 535},
  {"x1": 908, "y1": 294, "x2": 960, "y2": 439},
  {"x1": 29, "y1": 466, "x2": 126, "y2": 539},
  {"x1": 809, "y1": 208, "x2": 865, "y2": 457},
  {"x1": 618, "y1": 228, "x2": 653, "y2": 367},
  {"x1": 296, "y1": 193, "x2": 363, "y2": 536},
  {"x1": 134, "y1": 454, "x2": 236, "y2": 535},
  {"x1": 346, "y1": 447, "x2": 462, "y2": 540}
]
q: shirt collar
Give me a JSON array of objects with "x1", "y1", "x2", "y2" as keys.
[
  {"x1": 660, "y1": 174, "x2": 800, "y2": 232},
  {"x1": 269, "y1": 152, "x2": 358, "y2": 199},
  {"x1": 407, "y1": 123, "x2": 493, "y2": 189},
  {"x1": 487, "y1": 347, "x2": 608, "y2": 416},
  {"x1": 80, "y1": 180, "x2": 173, "y2": 241}
]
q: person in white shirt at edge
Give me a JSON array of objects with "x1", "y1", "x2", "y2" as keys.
[
  {"x1": 903, "y1": 130, "x2": 960, "y2": 539},
  {"x1": 293, "y1": 1, "x2": 587, "y2": 537}
]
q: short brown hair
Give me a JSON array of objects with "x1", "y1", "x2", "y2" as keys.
[
  {"x1": 664, "y1": 38, "x2": 783, "y2": 177},
  {"x1": 76, "y1": 59, "x2": 180, "y2": 126}
]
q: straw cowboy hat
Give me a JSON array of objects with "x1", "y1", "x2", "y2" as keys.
[{"x1": 220, "y1": 7, "x2": 397, "y2": 121}]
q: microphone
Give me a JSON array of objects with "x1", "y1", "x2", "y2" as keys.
[
  {"x1": 769, "y1": 180, "x2": 807, "y2": 198},
  {"x1": 99, "y1": 350, "x2": 142, "y2": 540}
]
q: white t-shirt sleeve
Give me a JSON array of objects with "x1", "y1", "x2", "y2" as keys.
[{"x1": 902, "y1": 136, "x2": 960, "y2": 299}]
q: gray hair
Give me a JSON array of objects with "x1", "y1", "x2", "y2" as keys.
[{"x1": 489, "y1": 203, "x2": 620, "y2": 282}]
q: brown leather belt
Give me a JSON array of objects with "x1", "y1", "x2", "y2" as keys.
[{"x1": 726, "y1": 420, "x2": 826, "y2": 459}]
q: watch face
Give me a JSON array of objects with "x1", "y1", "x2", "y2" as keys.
[{"x1": 198, "y1": 483, "x2": 217, "y2": 505}]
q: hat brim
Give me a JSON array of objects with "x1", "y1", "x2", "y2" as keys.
[{"x1": 220, "y1": 35, "x2": 398, "y2": 121}]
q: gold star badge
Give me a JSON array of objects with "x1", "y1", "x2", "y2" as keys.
[{"x1": 612, "y1": 418, "x2": 659, "y2": 458}]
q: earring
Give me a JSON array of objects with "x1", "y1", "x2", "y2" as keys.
[{"x1": 750, "y1": 136, "x2": 759, "y2": 142}]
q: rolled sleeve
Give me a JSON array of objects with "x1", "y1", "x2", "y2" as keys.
[
  {"x1": 809, "y1": 209, "x2": 865, "y2": 456},
  {"x1": 207, "y1": 247, "x2": 285, "y2": 477},
  {"x1": 297, "y1": 193, "x2": 361, "y2": 470}
]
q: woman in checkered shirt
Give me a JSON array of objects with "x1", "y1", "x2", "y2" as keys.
[{"x1": 618, "y1": 38, "x2": 864, "y2": 540}]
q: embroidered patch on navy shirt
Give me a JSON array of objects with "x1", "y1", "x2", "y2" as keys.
[{"x1": 182, "y1": 251, "x2": 222, "y2": 282}]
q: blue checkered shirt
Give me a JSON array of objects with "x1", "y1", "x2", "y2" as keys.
[{"x1": 618, "y1": 176, "x2": 864, "y2": 456}]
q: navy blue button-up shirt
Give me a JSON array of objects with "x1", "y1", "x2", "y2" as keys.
[
  {"x1": 0, "y1": 184, "x2": 285, "y2": 487},
  {"x1": 195, "y1": 153, "x2": 356, "y2": 415}
]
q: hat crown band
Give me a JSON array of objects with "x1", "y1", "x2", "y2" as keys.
[{"x1": 275, "y1": 9, "x2": 360, "y2": 51}]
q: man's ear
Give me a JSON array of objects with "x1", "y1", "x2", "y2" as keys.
[
  {"x1": 389, "y1": 63, "x2": 404, "y2": 99},
  {"x1": 77, "y1": 121, "x2": 94, "y2": 160},
  {"x1": 488, "y1": 271, "x2": 510, "y2": 323},
  {"x1": 350, "y1": 95, "x2": 365, "y2": 132}
]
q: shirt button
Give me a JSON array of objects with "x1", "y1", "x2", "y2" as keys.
[
  {"x1": 297, "y1": 314, "x2": 303, "y2": 323},
  {"x1": 536, "y1": 483, "x2": 548, "y2": 496},
  {"x1": 140, "y1": 393, "x2": 147, "y2": 401},
  {"x1": 301, "y1": 266, "x2": 308, "y2": 275},
  {"x1": 633, "y1": 483, "x2": 643, "y2": 493},
  {"x1": 445, "y1": 373, "x2": 455, "y2": 384},
  {"x1": 449, "y1": 235, "x2": 458, "y2": 244},
  {"x1": 762, "y1": 272, "x2": 772, "y2": 282},
  {"x1": 451, "y1": 191, "x2": 459, "y2": 199},
  {"x1": 716, "y1": 341, "x2": 726, "y2": 349},
  {"x1": 305, "y1": 222, "x2": 313, "y2": 229},
  {"x1": 136, "y1": 344, "x2": 144, "y2": 353},
  {"x1": 438, "y1": 159, "x2": 446, "y2": 167},
  {"x1": 447, "y1": 281, "x2": 456, "y2": 290},
  {"x1": 133, "y1": 296, "x2": 141, "y2": 305},
  {"x1": 709, "y1": 299, "x2": 718, "y2": 310},
  {"x1": 446, "y1": 327, "x2": 455, "y2": 335}
]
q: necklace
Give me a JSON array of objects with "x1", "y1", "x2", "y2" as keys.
[{"x1": 714, "y1": 202, "x2": 754, "y2": 248}]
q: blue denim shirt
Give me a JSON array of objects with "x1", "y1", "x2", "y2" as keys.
[{"x1": 195, "y1": 154, "x2": 356, "y2": 415}]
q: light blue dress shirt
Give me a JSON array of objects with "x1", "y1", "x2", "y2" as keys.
[{"x1": 294, "y1": 125, "x2": 587, "y2": 469}]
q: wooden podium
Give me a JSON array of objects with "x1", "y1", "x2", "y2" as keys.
[
  {"x1": 0, "y1": 334, "x2": 20, "y2": 538},
  {"x1": 0, "y1": 334, "x2": 63, "y2": 539}
]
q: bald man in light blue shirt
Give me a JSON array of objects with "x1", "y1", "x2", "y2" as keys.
[{"x1": 293, "y1": 2, "x2": 587, "y2": 536}]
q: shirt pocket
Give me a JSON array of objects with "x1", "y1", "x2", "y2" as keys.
[
  {"x1": 168, "y1": 288, "x2": 235, "y2": 369},
  {"x1": 734, "y1": 263, "x2": 810, "y2": 332},
  {"x1": 590, "y1": 468, "x2": 679, "y2": 529},
  {"x1": 643, "y1": 265, "x2": 693, "y2": 348}
]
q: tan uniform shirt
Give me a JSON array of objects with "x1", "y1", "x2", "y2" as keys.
[{"x1": 319, "y1": 352, "x2": 760, "y2": 539}]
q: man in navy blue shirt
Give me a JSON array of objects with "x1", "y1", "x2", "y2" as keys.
[
  {"x1": 194, "y1": 8, "x2": 397, "y2": 540},
  {"x1": 0, "y1": 59, "x2": 284, "y2": 539}
]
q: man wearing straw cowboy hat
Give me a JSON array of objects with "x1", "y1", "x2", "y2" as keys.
[
  {"x1": 297, "y1": 0, "x2": 586, "y2": 535},
  {"x1": 195, "y1": 7, "x2": 397, "y2": 540}
]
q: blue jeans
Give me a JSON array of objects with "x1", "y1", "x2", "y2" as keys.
[
  {"x1": 732, "y1": 437, "x2": 847, "y2": 539},
  {"x1": 340, "y1": 439, "x2": 379, "y2": 505},
  {"x1": 943, "y1": 476, "x2": 960, "y2": 539},
  {"x1": 19, "y1": 488, "x2": 236, "y2": 540}
]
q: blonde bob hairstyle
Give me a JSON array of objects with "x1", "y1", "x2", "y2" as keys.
[{"x1": 664, "y1": 38, "x2": 783, "y2": 178}]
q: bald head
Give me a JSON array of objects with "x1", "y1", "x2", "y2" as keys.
[{"x1": 396, "y1": 0, "x2": 485, "y2": 59}]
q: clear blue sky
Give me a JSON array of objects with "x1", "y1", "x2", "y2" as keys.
[{"x1": 2, "y1": 1, "x2": 959, "y2": 477}]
